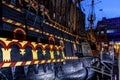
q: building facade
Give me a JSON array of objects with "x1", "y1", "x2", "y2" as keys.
[{"x1": 96, "y1": 17, "x2": 120, "y2": 57}]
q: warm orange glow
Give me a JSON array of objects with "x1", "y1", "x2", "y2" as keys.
[{"x1": 114, "y1": 43, "x2": 119, "y2": 56}]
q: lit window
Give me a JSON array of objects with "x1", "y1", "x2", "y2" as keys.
[
  {"x1": 101, "y1": 31, "x2": 104, "y2": 34},
  {"x1": 107, "y1": 30, "x2": 115, "y2": 33}
]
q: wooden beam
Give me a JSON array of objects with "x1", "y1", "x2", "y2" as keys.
[{"x1": 73, "y1": 0, "x2": 77, "y2": 32}]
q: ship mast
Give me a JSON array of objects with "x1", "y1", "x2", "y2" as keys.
[
  {"x1": 87, "y1": 0, "x2": 96, "y2": 42},
  {"x1": 88, "y1": 0, "x2": 96, "y2": 29}
]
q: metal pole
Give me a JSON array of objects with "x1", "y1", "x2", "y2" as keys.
[{"x1": 118, "y1": 45, "x2": 120, "y2": 80}]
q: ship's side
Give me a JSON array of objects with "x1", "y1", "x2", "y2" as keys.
[{"x1": 0, "y1": 0, "x2": 98, "y2": 80}]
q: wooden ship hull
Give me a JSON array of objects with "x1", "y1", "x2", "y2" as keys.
[{"x1": 0, "y1": 0, "x2": 99, "y2": 80}]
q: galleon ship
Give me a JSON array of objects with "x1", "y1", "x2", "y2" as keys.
[{"x1": 0, "y1": 0, "x2": 99, "y2": 80}]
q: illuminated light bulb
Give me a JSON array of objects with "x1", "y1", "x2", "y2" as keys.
[
  {"x1": 36, "y1": 29, "x2": 39, "y2": 32},
  {"x1": 50, "y1": 24, "x2": 53, "y2": 26}
]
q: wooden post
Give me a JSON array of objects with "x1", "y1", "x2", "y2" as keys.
[
  {"x1": 118, "y1": 45, "x2": 120, "y2": 80},
  {"x1": 73, "y1": 0, "x2": 76, "y2": 33}
]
